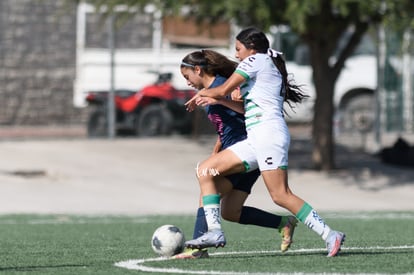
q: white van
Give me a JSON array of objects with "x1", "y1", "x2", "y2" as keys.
[{"x1": 274, "y1": 29, "x2": 378, "y2": 134}]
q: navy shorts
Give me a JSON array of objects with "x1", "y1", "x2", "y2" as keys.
[{"x1": 225, "y1": 169, "x2": 260, "y2": 194}]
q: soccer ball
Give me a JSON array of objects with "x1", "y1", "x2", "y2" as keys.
[{"x1": 151, "y1": 225, "x2": 185, "y2": 257}]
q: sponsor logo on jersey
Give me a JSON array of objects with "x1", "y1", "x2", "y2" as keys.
[{"x1": 265, "y1": 157, "x2": 273, "y2": 165}]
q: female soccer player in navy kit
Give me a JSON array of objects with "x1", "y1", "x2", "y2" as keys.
[
  {"x1": 184, "y1": 28, "x2": 345, "y2": 257},
  {"x1": 174, "y1": 49, "x2": 297, "y2": 259}
]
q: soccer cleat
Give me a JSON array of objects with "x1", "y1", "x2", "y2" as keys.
[
  {"x1": 279, "y1": 216, "x2": 298, "y2": 252},
  {"x1": 326, "y1": 230, "x2": 346, "y2": 257},
  {"x1": 184, "y1": 229, "x2": 226, "y2": 249},
  {"x1": 172, "y1": 248, "x2": 209, "y2": 259}
]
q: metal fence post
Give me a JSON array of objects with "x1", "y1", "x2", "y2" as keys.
[{"x1": 107, "y1": 14, "x2": 116, "y2": 139}]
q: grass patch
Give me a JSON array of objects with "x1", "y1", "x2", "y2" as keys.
[{"x1": 0, "y1": 212, "x2": 413, "y2": 274}]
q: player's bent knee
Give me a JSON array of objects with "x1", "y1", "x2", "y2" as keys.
[
  {"x1": 269, "y1": 191, "x2": 290, "y2": 208},
  {"x1": 221, "y1": 208, "x2": 241, "y2": 222},
  {"x1": 221, "y1": 213, "x2": 239, "y2": 222}
]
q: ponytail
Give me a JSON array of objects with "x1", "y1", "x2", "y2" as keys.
[
  {"x1": 237, "y1": 27, "x2": 308, "y2": 109},
  {"x1": 271, "y1": 53, "x2": 308, "y2": 107}
]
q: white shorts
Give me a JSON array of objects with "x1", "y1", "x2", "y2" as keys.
[{"x1": 228, "y1": 121, "x2": 290, "y2": 172}]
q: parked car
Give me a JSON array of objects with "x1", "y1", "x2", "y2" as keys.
[
  {"x1": 85, "y1": 73, "x2": 196, "y2": 137},
  {"x1": 273, "y1": 28, "x2": 380, "y2": 134}
]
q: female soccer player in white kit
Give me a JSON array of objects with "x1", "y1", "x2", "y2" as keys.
[
  {"x1": 184, "y1": 27, "x2": 345, "y2": 257},
  {"x1": 174, "y1": 49, "x2": 297, "y2": 259}
]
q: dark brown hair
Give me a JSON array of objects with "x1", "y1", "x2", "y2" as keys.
[
  {"x1": 181, "y1": 49, "x2": 238, "y2": 78},
  {"x1": 236, "y1": 27, "x2": 308, "y2": 107}
]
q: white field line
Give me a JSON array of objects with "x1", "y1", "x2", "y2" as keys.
[
  {"x1": 0, "y1": 217, "x2": 153, "y2": 225},
  {"x1": 0, "y1": 212, "x2": 413, "y2": 225},
  {"x1": 114, "y1": 245, "x2": 414, "y2": 275}
]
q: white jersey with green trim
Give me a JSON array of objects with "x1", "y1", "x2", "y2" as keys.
[{"x1": 235, "y1": 53, "x2": 285, "y2": 129}]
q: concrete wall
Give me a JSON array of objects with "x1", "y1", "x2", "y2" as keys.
[
  {"x1": 0, "y1": 0, "x2": 229, "y2": 129},
  {"x1": 0, "y1": 0, "x2": 87, "y2": 125}
]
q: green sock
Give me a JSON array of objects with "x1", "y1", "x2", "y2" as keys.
[
  {"x1": 202, "y1": 194, "x2": 220, "y2": 205},
  {"x1": 296, "y1": 202, "x2": 313, "y2": 223},
  {"x1": 278, "y1": 216, "x2": 288, "y2": 230}
]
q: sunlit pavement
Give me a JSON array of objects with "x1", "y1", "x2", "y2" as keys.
[{"x1": 0, "y1": 125, "x2": 413, "y2": 215}]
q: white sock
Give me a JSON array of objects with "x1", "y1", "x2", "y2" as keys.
[
  {"x1": 303, "y1": 209, "x2": 332, "y2": 240},
  {"x1": 203, "y1": 204, "x2": 221, "y2": 231}
]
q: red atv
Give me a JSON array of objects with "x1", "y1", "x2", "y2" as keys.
[{"x1": 85, "y1": 73, "x2": 196, "y2": 137}]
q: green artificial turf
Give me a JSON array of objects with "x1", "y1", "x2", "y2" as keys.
[{"x1": 0, "y1": 212, "x2": 413, "y2": 274}]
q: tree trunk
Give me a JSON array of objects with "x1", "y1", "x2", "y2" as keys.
[
  {"x1": 312, "y1": 76, "x2": 336, "y2": 170},
  {"x1": 306, "y1": 26, "x2": 367, "y2": 170},
  {"x1": 298, "y1": 0, "x2": 371, "y2": 171},
  {"x1": 310, "y1": 49, "x2": 337, "y2": 171}
]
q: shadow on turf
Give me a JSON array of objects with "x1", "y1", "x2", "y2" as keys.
[
  {"x1": 289, "y1": 138, "x2": 414, "y2": 189},
  {"x1": 0, "y1": 264, "x2": 87, "y2": 272}
]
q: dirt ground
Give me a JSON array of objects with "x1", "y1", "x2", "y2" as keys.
[{"x1": 0, "y1": 126, "x2": 413, "y2": 215}]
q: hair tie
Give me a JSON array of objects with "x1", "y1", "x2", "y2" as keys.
[
  {"x1": 181, "y1": 61, "x2": 195, "y2": 68},
  {"x1": 181, "y1": 61, "x2": 207, "y2": 68},
  {"x1": 267, "y1": 48, "x2": 283, "y2": 58}
]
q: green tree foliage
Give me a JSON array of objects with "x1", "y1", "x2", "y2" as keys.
[{"x1": 84, "y1": 0, "x2": 414, "y2": 170}]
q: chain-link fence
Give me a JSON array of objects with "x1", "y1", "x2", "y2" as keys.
[{"x1": 379, "y1": 28, "x2": 414, "y2": 133}]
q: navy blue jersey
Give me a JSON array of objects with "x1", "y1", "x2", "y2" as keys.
[
  {"x1": 205, "y1": 75, "x2": 247, "y2": 149},
  {"x1": 204, "y1": 75, "x2": 260, "y2": 194}
]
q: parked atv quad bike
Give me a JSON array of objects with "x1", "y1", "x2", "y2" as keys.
[{"x1": 85, "y1": 73, "x2": 196, "y2": 137}]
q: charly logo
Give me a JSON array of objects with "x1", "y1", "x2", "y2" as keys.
[{"x1": 265, "y1": 157, "x2": 273, "y2": 165}]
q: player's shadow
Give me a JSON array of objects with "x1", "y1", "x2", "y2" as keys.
[
  {"x1": 0, "y1": 264, "x2": 87, "y2": 272},
  {"x1": 289, "y1": 137, "x2": 414, "y2": 190}
]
